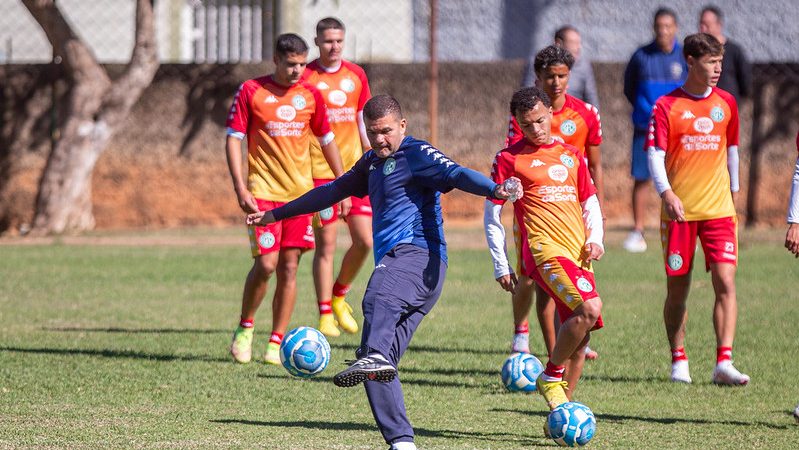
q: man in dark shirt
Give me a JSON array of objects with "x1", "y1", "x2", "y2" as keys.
[{"x1": 699, "y1": 4, "x2": 751, "y2": 101}]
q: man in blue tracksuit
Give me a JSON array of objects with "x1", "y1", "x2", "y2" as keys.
[
  {"x1": 247, "y1": 94, "x2": 518, "y2": 450},
  {"x1": 622, "y1": 7, "x2": 687, "y2": 253}
]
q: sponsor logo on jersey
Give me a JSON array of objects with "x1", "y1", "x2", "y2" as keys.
[
  {"x1": 681, "y1": 110, "x2": 695, "y2": 120},
  {"x1": 320, "y1": 207, "x2": 334, "y2": 221},
  {"x1": 328, "y1": 89, "x2": 347, "y2": 107},
  {"x1": 264, "y1": 95, "x2": 278, "y2": 103},
  {"x1": 276, "y1": 105, "x2": 296, "y2": 121},
  {"x1": 547, "y1": 164, "x2": 568, "y2": 183},
  {"x1": 530, "y1": 159, "x2": 545, "y2": 167},
  {"x1": 316, "y1": 81, "x2": 330, "y2": 90},
  {"x1": 560, "y1": 119, "x2": 577, "y2": 136},
  {"x1": 383, "y1": 158, "x2": 396, "y2": 175},
  {"x1": 291, "y1": 94, "x2": 307, "y2": 110},
  {"x1": 258, "y1": 231, "x2": 276, "y2": 249},
  {"x1": 559, "y1": 154, "x2": 575, "y2": 168},
  {"x1": 693, "y1": 117, "x2": 714, "y2": 134},
  {"x1": 671, "y1": 62, "x2": 683, "y2": 79},
  {"x1": 576, "y1": 277, "x2": 593, "y2": 293},
  {"x1": 340, "y1": 78, "x2": 356, "y2": 93},
  {"x1": 710, "y1": 106, "x2": 725, "y2": 122},
  {"x1": 668, "y1": 253, "x2": 683, "y2": 271}
]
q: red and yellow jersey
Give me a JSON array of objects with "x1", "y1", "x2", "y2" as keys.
[
  {"x1": 490, "y1": 140, "x2": 596, "y2": 267},
  {"x1": 648, "y1": 87, "x2": 739, "y2": 221},
  {"x1": 505, "y1": 94, "x2": 602, "y2": 159},
  {"x1": 226, "y1": 76, "x2": 330, "y2": 202},
  {"x1": 302, "y1": 60, "x2": 371, "y2": 179}
]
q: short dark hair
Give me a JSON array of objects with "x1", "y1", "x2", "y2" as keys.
[
  {"x1": 510, "y1": 87, "x2": 551, "y2": 118},
  {"x1": 654, "y1": 7, "x2": 678, "y2": 24},
  {"x1": 316, "y1": 17, "x2": 345, "y2": 35},
  {"x1": 683, "y1": 33, "x2": 724, "y2": 59},
  {"x1": 534, "y1": 45, "x2": 575, "y2": 74},
  {"x1": 701, "y1": 4, "x2": 724, "y2": 22},
  {"x1": 554, "y1": 25, "x2": 578, "y2": 42},
  {"x1": 363, "y1": 94, "x2": 403, "y2": 121},
  {"x1": 275, "y1": 33, "x2": 308, "y2": 57}
]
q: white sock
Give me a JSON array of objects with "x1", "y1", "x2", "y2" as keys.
[{"x1": 391, "y1": 442, "x2": 417, "y2": 450}]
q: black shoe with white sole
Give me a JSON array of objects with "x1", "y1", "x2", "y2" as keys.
[{"x1": 333, "y1": 355, "x2": 397, "y2": 387}]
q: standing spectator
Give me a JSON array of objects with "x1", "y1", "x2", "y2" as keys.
[
  {"x1": 522, "y1": 26, "x2": 600, "y2": 108},
  {"x1": 699, "y1": 5, "x2": 751, "y2": 102},
  {"x1": 623, "y1": 8, "x2": 687, "y2": 253}
]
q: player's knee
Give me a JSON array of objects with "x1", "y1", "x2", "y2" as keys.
[
  {"x1": 580, "y1": 298, "x2": 602, "y2": 322},
  {"x1": 352, "y1": 234, "x2": 373, "y2": 252},
  {"x1": 277, "y1": 259, "x2": 299, "y2": 279},
  {"x1": 252, "y1": 258, "x2": 276, "y2": 279}
]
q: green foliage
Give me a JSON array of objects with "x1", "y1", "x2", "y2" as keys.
[{"x1": 1, "y1": 228, "x2": 798, "y2": 449}]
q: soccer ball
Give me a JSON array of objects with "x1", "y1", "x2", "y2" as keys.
[
  {"x1": 501, "y1": 352, "x2": 543, "y2": 392},
  {"x1": 279, "y1": 327, "x2": 331, "y2": 378},
  {"x1": 547, "y1": 402, "x2": 596, "y2": 447}
]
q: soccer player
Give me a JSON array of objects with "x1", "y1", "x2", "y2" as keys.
[
  {"x1": 247, "y1": 95, "x2": 518, "y2": 450},
  {"x1": 647, "y1": 33, "x2": 748, "y2": 385},
  {"x1": 784, "y1": 131, "x2": 799, "y2": 257},
  {"x1": 623, "y1": 8, "x2": 687, "y2": 253},
  {"x1": 225, "y1": 33, "x2": 345, "y2": 365},
  {"x1": 503, "y1": 45, "x2": 603, "y2": 361},
  {"x1": 486, "y1": 86, "x2": 605, "y2": 415},
  {"x1": 302, "y1": 17, "x2": 373, "y2": 338}
]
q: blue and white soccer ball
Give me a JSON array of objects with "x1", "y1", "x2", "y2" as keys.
[
  {"x1": 279, "y1": 326, "x2": 331, "y2": 378},
  {"x1": 501, "y1": 352, "x2": 544, "y2": 392},
  {"x1": 547, "y1": 402, "x2": 596, "y2": 447}
]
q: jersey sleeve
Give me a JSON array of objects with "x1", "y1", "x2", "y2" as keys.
[
  {"x1": 576, "y1": 151, "x2": 597, "y2": 202},
  {"x1": 354, "y1": 65, "x2": 371, "y2": 112},
  {"x1": 488, "y1": 150, "x2": 513, "y2": 205},
  {"x1": 722, "y1": 91, "x2": 740, "y2": 147},
  {"x1": 505, "y1": 115, "x2": 523, "y2": 147},
  {"x1": 648, "y1": 99, "x2": 669, "y2": 152},
  {"x1": 584, "y1": 102, "x2": 603, "y2": 146},
  {"x1": 307, "y1": 85, "x2": 332, "y2": 138},
  {"x1": 226, "y1": 81, "x2": 253, "y2": 136},
  {"x1": 407, "y1": 143, "x2": 495, "y2": 197}
]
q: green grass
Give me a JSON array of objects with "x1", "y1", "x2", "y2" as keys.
[{"x1": 1, "y1": 227, "x2": 799, "y2": 449}]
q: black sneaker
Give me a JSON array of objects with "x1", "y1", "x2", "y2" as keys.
[{"x1": 333, "y1": 354, "x2": 397, "y2": 387}]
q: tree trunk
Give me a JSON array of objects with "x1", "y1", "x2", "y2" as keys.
[{"x1": 22, "y1": 0, "x2": 158, "y2": 235}]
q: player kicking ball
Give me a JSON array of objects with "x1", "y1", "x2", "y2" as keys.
[
  {"x1": 485, "y1": 86, "x2": 605, "y2": 419},
  {"x1": 247, "y1": 95, "x2": 519, "y2": 450}
]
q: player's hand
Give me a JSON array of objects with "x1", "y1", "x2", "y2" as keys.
[
  {"x1": 494, "y1": 177, "x2": 523, "y2": 202},
  {"x1": 583, "y1": 243, "x2": 604, "y2": 262},
  {"x1": 246, "y1": 210, "x2": 276, "y2": 226},
  {"x1": 786, "y1": 223, "x2": 799, "y2": 258},
  {"x1": 495, "y1": 272, "x2": 518, "y2": 294},
  {"x1": 662, "y1": 190, "x2": 686, "y2": 222},
  {"x1": 235, "y1": 187, "x2": 259, "y2": 214},
  {"x1": 339, "y1": 197, "x2": 352, "y2": 218}
]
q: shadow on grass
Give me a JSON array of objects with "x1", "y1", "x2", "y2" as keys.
[
  {"x1": 44, "y1": 326, "x2": 228, "y2": 334},
  {"x1": 0, "y1": 346, "x2": 230, "y2": 363},
  {"x1": 210, "y1": 419, "x2": 546, "y2": 445},
  {"x1": 256, "y1": 372, "x2": 497, "y2": 390},
  {"x1": 492, "y1": 408, "x2": 793, "y2": 430},
  {"x1": 327, "y1": 342, "x2": 506, "y2": 357}
]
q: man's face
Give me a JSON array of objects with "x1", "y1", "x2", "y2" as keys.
[
  {"x1": 557, "y1": 29, "x2": 582, "y2": 60},
  {"x1": 699, "y1": 11, "x2": 722, "y2": 38},
  {"x1": 654, "y1": 15, "x2": 677, "y2": 50},
  {"x1": 273, "y1": 52, "x2": 307, "y2": 86},
  {"x1": 537, "y1": 64, "x2": 570, "y2": 101},
  {"x1": 688, "y1": 53, "x2": 723, "y2": 87},
  {"x1": 315, "y1": 28, "x2": 344, "y2": 66},
  {"x1": 365, "y1": 113, "x2": 407, "y2": 159},
  {"x1": 515, "y1": 101, "x2": 552, "y2": 146}
]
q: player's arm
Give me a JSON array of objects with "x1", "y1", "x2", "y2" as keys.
[
  {"x1": 728, "y1": 144, "x2": 740, "y2": 205},
  {"x1": 224, "y1": 82, "x2": 258, "y2": 214},
  {"x1": 357, "y1": 111, "x2": 370, "y2": 151},
  {"x1": 647, "y1": 104, "x2": 685, "y2": 221},
  {"x1": 484, "y1": 199, "x2": 517, "y2": 293},
  {"x1": 786, "y1": 156, "x2": 799, "y2": 257},
  {"x1": 581, "y1": 194, "x2": 605, "y2": 261}
]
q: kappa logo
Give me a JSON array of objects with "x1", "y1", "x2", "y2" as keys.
[
  {"x1": 328, "y1": 89, "x2": 347, "y2": 107},
  {"x1": 710, "y1": 106, "x2": 725, "y2": 122},
  {"x1": 559, "y1": 154, "x2": 575, "y2": 168},
  {"x1": 383, "y1": 158, "x2": 397, "y2": 175},
  {"x1": 316, "y1": 81, "x2": 330, "y2": 90},
  {"x1": 530, "y1": 159, "x2": 545, "y2": 167},
  {"x1": 264, "y1": 95, "x2": 278, "y2": 103},
  {"x1": 276, "y1": 105, "x2": 296, "y2": 121},
  {"x1": 547, "y1": 164, "x2": 568, "y2": 183},
  {"x1": 291, "y1": 94, "x2": 307, "y2": 110},
  {"x1": 693, "y1": 117, "x2": 714, "y2": 134},
  {"x1": 560, "y1": 119, "x2": 577, "y2": 136},
  {"x1": 340, "y1": 78, "x2": 356, "y2": 93},
  {"x1": 681, "y1": 110, "x2": 695, "y2": 120},
  {"x1": 668, "y1": 253, "x2": 683, "y2": 271},
  {"x1": 258, "y1": 231, "x2": 276, "y2": 249}
]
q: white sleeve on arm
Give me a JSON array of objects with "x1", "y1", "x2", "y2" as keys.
[
  {"x1": 581, "y1": 194, "x2": 604, "y2": 250},
  {"x1": 226, "y1": 127, "x2": 245, "y2": 140},
  {"x1": 647, "y1": 146, "x2": 671, "y2": 195},
  {"x1": 788, "y1": 157, "x2": 799, "y2": 223},
  {"x1": 316, "y1": 131, "x2": 335, "y2": 146},
  {"x1": 483, "y1": 200, "x2": 512, "y2": 279},
  {"x1": 727, "y1": 145, "x2": 740, "y2": 192}
]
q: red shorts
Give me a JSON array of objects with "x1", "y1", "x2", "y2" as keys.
[
  {"x1": 529, "y1": 256, "x2": 604, "y2": 331},
  {"x1": 659, "y1": 216, "x2": 738, "y2": 276},
  {"x1": 312, "y1": 178, "x2": 373, "y2": 228},
  {"x1": 249, "y1": 199, "x2": 314, "y2": 257}
]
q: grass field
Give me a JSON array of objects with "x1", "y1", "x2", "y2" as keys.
[{"x1": 1, "y1": 226, "x2": 799, "y2": 449}]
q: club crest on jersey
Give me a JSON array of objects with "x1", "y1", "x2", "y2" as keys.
[
  {"x1": 340, "y1": 78, "x2": 356, "y2": 93},
  {"x1": 671, "y1": 62, "x2": 683, "y2": 79},
  {"x1": 560, "y1": 119, "x2": 577, "y2": 136},
  {"x1": 276, "y1": 105, "x2": 296, "y2": 121},
  {"x1": 710, "y1": 106, "x2": 725, "y2": 122},
  {"x1": 548, "y1": 164, "x2": 568, "y2": 183},
  {"x1": 693, "y1": 117, "x2": 714, "y2": 134},
  {"x1": 258, "y1": 231, "x2": 276, "y2": 249},
  {"x1": 668, "y1": 253, "x2": 683, "y2": 270},
  {"x1": 383, "y1": 158, "x2": 396, "y2": 175},
  {"x1": 291, "y1": 94, "x2": 307, "y2": 110},
  {"x1": 320, "y1": 207, "x2": 334, "y2": 221},
  {"x1": 559, "y1": 154, "x2": 575, "y2": 168},
  {"x1": 576, "y1": 277, "x2": 593, "y2": 293},
  {"x1": 328, "y1": 90, "x2": 347, "y2": 107}
]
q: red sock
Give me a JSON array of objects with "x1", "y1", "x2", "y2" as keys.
[
  {"x1": 239, "y1": 317, "x2": 254, "y2": 328},
  {"x1": 515, "y1": 321, "x2": 529, "y2": 334},
  {"x1": 716, "y1": 346, "x2": 732, "y2": 363},
  {"x1": 332, "y1": 281, "x2": 350, "y2": 298},
  {"x1": 319, "y1": 299, "x2": 332, "y2": 315},
  {"x1": 543, "y1": 361, "x2": 565, "y2": 380},
  {"x1": 671, "y1": 347, "x2": 688, "y2": 363},
  {"x1": 269, "y1": 332, "x2": 284, "y2": 345}
]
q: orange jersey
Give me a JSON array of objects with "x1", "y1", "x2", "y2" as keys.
[
  {"x1": 226, "y1": 76, "x2": 331, "y2": 202},
  {"x1": 491, "y1": 140, "x2": 596, "y2": 266},
  {"x1": 648, "y1": 87, "x2": 739, "y2": 220},
  {"x1": 505, "y1": 94, "x2": 602, "y2": 159},
  {"x1": 302, "y1": 60, "x2": 371, "y2": 179}
]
